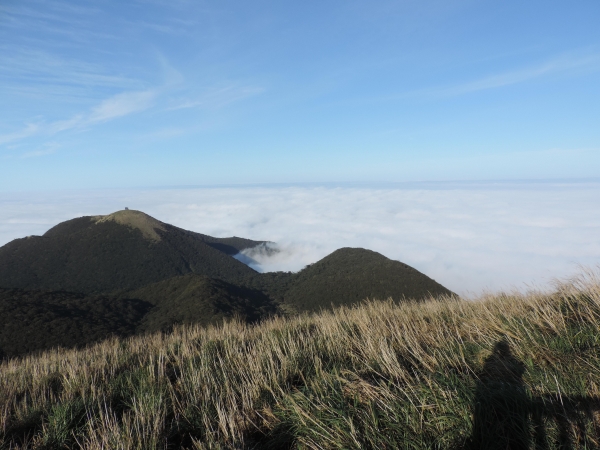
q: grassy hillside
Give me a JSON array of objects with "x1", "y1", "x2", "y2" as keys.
[{"x1": 1, "y1": 272, "x2": 599, "y2": 449}]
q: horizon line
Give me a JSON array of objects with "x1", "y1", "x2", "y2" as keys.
[{"x1": 2, "y1": 176, "x2": 600, "y2": 194}]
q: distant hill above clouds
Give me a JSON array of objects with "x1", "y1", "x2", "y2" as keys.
[
  {"x1": 0, "y1": 210, "x2": 262, "y2": 293},
  {"x1": 0, "y1": 210, "x2": 455, "y2": 358},
  {"x1": 281, "y1": 247, "x2": 453, "y2": 312}
]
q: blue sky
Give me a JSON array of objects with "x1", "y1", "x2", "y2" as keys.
[{"x1": 1, "y1": 0, "x2": 599, "y2": 190}]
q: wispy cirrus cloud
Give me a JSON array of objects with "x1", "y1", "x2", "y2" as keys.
[
  {"x1": 410, "y1": 51, "x2": 600, "y2": 99},
  {"x1": 168, "y1": 84, "x2": 265, "y2": 111},
  {"x1": 88, "y1": 90, "x2": 157, "y2": 124},
  {"x1": 0, "y1": 89, "x2": 157, "y2": 145},
  {"x1": 0, "y1": 78, "x2": 260, "y2": 146},
  {"x1": 21, "y1": 142, "x2": 60, "y2": 158},
  {"x1": 0, "y1": 49, "x2": 141, "y2": 94},
  {"x1": 0, "y1": 1, "x2": 113, "y2": 43},
  {"x1": 47, "y1": 115, "x2": 85, "y2": 134},
  {"x1": 0, "y1": 123, "x2": 40, "y2": 146}
]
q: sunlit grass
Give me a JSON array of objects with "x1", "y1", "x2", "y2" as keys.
[{"x1": 1, "y1": 270, "x2": 600, "y2": 449}]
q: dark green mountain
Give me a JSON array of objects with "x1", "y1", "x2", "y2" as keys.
[
  {"x1": 279, "y1": 247, "x2": 452, "y2": 312},
  {"x1": 0, "y1": 210, "x2": 455, "y2": 359},
  {"x1": 0, "y1": 210, "x2": 261, "y2": 294},
  {"x1": 0, "y1": 288, "x2": 152, "y2": 359},
  {"x1": 0, "y1": 276, "x2": 280, "y2": 359},
  {"x1": 130, "y1": 274, "x2": 278, "y2": 333}
]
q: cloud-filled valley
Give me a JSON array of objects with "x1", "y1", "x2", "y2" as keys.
[{"x1": 1, "y1": 181, "x2": 598, "y2": 296}]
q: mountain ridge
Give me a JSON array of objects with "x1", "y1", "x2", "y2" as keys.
[
  {"x1": 0, "y1": 210, "x2": 454, "y2": 358},
  {"x1": 0, "y1": 210, "x2": 262, "y2": 293}
]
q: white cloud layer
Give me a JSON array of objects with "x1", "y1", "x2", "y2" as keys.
[{"x1": 0, "y1": 182, "x2": 598, "y2": 297}]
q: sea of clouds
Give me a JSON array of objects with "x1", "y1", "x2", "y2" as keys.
[{"x1": 1, "y1": 181, "x2": 598, "y2": 297}]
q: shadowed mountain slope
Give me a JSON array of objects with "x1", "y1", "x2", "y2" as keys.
[
  {"x1": 0, "y1": 210, "x2": 262, "y2": 294},
  {"x1": 0, "y1": 276, "x2": 280, "y2": 359},
  {"x1": 279, "y1": 248, "x2": 453, "y2": 312},
  {"x1": 129, "y1": 274, "x2": 279, "y2": 333},
  {"x1": 0, "y1": 288, "x2": 152, "y2": 359}
]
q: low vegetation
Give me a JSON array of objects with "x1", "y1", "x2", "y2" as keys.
[
  {"x1": 1, "y1": 271, "x2": 599, "y2": 449},
  {"x1": 0, "y1": 289, "x2": 152, "y2": 359}
]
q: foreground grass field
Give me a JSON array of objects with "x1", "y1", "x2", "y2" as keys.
[{"x1": 1, "y1": 271, "x2": 600, "y2": 449}]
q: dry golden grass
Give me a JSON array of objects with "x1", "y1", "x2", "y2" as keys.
[
  {"x1": 93, "y1": 210, "x2": 166, "y2": 242},
  {"x1": 1, "y1": 270, "x2": 600, "y2": 449}
]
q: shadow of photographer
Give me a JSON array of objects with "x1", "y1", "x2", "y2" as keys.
[{"x1": 469, "y1": 339, "x2": 600, "y2": 449}]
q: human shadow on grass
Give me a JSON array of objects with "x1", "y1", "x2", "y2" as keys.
[{"x1": 469, "y1": 339, "x2": 600, "y2": 450}]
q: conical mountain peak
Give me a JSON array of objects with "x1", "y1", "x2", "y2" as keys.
[
  {"x1": 93, "y1": 210, "x2": 166, "y2": 242},
  {"x1": 0, "y1": 211, "x2": 261, "y2": 293}
]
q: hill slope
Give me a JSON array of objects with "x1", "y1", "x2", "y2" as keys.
[
  {"x1": 0, "y1": 288, "x2": 152, "y2": 359},
  {"x1": 0, "y1": 275, "x2": 281, "y2": 359},
  {"x1": 129, "y1": 274, "x2": 279, "y2": 333},
  {"x1": 1, "y1": 273, "x2": 598, "y2": 448},
  {"x1": 0, "y1": 210, "x2": 261, "y2": 293},
  {"x1": 280, "y1": 247, "x2": 453, "y2": 312},
  {"x1": 0, "y1": 210, "x2": 456, "y2": 358}
]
